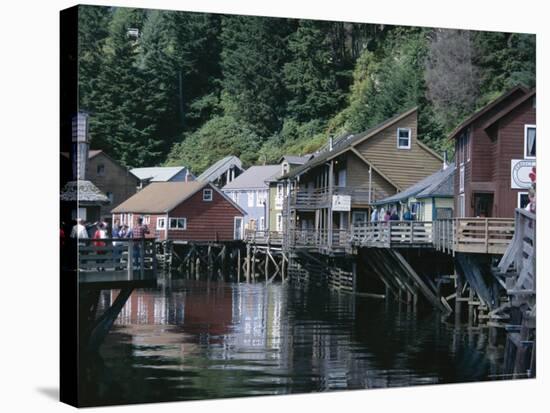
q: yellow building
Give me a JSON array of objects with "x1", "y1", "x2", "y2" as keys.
[{"x1": 373, "y1": 163, "x2": 455, "y2": 221}]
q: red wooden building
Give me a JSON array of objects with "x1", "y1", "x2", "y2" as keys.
[
  {"x1": 111, "y1": 181, "x2": 246, "y2": 241},
  {"x1": 450, "y1": 86, "x2": 536, "y2": 218}
]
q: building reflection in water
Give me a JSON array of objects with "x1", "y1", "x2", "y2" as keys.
[{"x1": 88, "y1": 279, "x2": 501, "y2": 405}]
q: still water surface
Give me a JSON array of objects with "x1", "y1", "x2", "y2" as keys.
[{"x1": 81, "y1": 278, "x2": 503, "y2": 406}]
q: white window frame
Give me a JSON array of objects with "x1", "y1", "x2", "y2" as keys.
[
  {"x1": 169, "y1": 217, "x2": 187, "y2": 230},
  {"x1": 524, "y1": 124, "x2": 536, "y2": 159},
  {"x1": 247, "y1": 191, "x2": 255, "y2": 207},
  {"x1": 142, "y1": 215, "x2": 150, "y2": 225},
  {"x1": 203, "y1": 188, "x2": 213, "y2": 202},
  {"x1": 517, "y1": 191, "x2": 529, "y2": 209},
  {"x1": 156, "y1": 217, "x2": 166, "y2": 230},
  {"x1": 259, "y1": 216, "x2": 265, "y2": 231},
  {"x1": 234, "y1": 216, "x2": 244, "y2": 240},
  {"x1": 397, "y1": 128, "x2": 411, "y2": 149},
  {"x1": 459, "y1": 165, "x2": 465, "y2": 193},
  {"x1": 256, "y1": 190, "x2": 266, "y2": 207},
  {"x1": 276, "y1": 213, "x2": 283, "y2": 232}
]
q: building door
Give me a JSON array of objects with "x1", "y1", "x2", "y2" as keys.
[
  {"x1": 473, "y1": 193, "x2": 494, "y2": 217},
  {"x1": 234, "y1": 217, "x2": 243, "y2": 240}
]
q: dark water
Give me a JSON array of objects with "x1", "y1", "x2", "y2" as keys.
[{"x1": 80, "y1": 278, "x2": 505, "y2": 406}]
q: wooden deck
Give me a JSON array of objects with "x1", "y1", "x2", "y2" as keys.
[
  {"x1": 289, "y1": 186, "x2": 375, "y2": 209},
  {"x1": 244, "y1": 230, "x2": 283, "y2": 245},
  {"x1": 433, "y1": 218, "x2": 514, "y2": 255},
  {"x1": 78, "y1": 238, "x2": 157, "y2": 274},
  {"x1": 351, "y1": 221, "x2": 433, "y2": 248},
  {"x1": 278, "y1": 218, "x2": 516, "y2": 256}
]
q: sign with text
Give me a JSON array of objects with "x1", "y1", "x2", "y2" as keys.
[
  {"x1": 511, "y1": 159, "x2": 535, "y2": 189},
  {"x1": 332, "y1": 195, "x2": 351, "y2": 211}
]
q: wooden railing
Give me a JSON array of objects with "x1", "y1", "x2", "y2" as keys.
[
  {"x1": 288, "y1": 186, "x2": 380, "y2": 208},
  {"x1": 78, "y1": 238, "x2": 157, "y2": 274},
  {"x1": 433, "y1": 218, "x2": 515, "y2": 255},
  {"x1": 497, "y1": 209, "x2": 536, "y2": 298},
  {"x1": 244, "y1": 230, "x2": 283, "y2": 245},
  {"x1": 351, "y1": 221, "x2": 433, "y2": 247},
  {"x1": 287, "y1": 228, "x2": 350, "y2": 249}
]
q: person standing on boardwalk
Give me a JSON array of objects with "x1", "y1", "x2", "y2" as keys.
[
  {"x1": 70, "y1": 218, "x2": 88, "y2": 239},
  {"x1": 132, "y1": 217, "x2": 149, "y2": 269},
  {"x1": 93, "y1": 222, "x2": 108, "y2": 271},
  {"x1": 370, "y1": 208, "x2": 378, "y2": 223},
  {"x1": 403, "y1": 207, "x2": 413, "y2": 221}
]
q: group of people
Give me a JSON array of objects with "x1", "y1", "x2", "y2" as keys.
[
  {"x1": 65, "y1": 216, "x2": 150, "y2": 271},
  {"x1": 370, "y1": 206, "x2": 413, "y2": 223}
]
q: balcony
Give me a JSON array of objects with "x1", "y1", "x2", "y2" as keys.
[{"x1": 288, "y1": 187, "x2": 379, "y2": 209}]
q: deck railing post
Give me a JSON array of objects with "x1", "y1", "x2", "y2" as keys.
[{"x1": 127, "y1": 239, "x2": 134, "y2": 279}]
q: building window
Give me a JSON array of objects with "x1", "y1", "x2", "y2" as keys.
[
  {"x1": 234, "y1": 216, "x2": 243, "y2": 240},
  {"x1": 257, "y1": 190, "x2": 266, "y2": 207},
  {"x1": 259, "y1": 217, "x2": 265, "y2": 231},
  {"x1": 524, "y1": 125, "x2": 536, "y2": 159},
  {"x1": 142, "y1": 215, "x2": 150, "y2": 225},
  {"x1": 518, "y1": 192, "x2": 530, "y2": 209},
  {"x1": 276, "y1": 213, "x2": 283, "y2": 232},
  {"x1": 459, "y1": 166, "x2": 465, "y2": 193},
  {"x1": 157, "y1": 217, "x2": 166, "y2": 230},
  {"x1": 466, "y1": 129, "x2": 471, "y2": 162},
  {"x1": 247, "y1": 191, "x2": 255, "y2": 207},
  {"x1": 203, "y1": 188, "x2": 213, "y2": 201},
  {"x1": 169, "y1": 217, "x2": 187, "y2": 230},
  {"x1": 458, "y1": 194, "x2": 465, "y2": 218},
  {"x1": 106, "y1": 192, "x2": 113, "y2": 204},
  {"x1": 97, "y1": 164, "x2": 105, "y2": 176},
  {"x1": 397, "y1": 128, "x2": 411, "y2": 149}
]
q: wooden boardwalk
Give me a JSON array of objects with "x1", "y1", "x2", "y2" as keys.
[{"x1": 272, "y1": 218, "x2": 515, "y2": 256}]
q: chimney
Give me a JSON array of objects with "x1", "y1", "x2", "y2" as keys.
[
  {"x1": 329, "y1": 136, "x2": 333, "y2": 151},
  {"x1": 71, "y1": 112, "x2": 89, "y2": 181},
  {"x1": 443, "y1": 150, "x2": 448, "y2": 170}
]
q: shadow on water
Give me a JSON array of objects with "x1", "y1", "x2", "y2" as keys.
[{"x1": 79, "y1": 274, "x2": 506, "y2": 406}]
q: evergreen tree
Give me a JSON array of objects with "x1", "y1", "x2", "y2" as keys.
[
  {"x1": 88, "y1": 8, "x2": 160, "y2": 167},
  {"x1": 283, "y1": 20, "x2": 344, "y2": 122},
  {"x1": 78, "y1": 6, "x2": 112, "y2": 113},
  {"x1": 220, "y1": 15, "x2": 295, "y2": 137}
]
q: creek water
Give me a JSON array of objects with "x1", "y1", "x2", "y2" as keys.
[{"x1": 79, "y1": 276, "x2": 506, "y2": 406}]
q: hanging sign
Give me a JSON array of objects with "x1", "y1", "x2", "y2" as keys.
[
  {"x1": 332, "y1": 195, "x2": 351, "y2": 211},
  {"x1": 511, "y1": 159, "x2": 535, "y2": 189}
]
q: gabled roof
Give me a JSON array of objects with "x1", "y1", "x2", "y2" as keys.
[
  {"x1": 448, "y1": 85, "x2": 529, "y2": 140},
  {"x1": 373, "y1": 163, "x2": 455, "y2": 205},
  {"x1": 131, "y1": 166, "x2": 191, "y2": 182},
  {"x1": 112, "y1": 181, "x2": 207, "y2": 213},
  {"x1": 111, "y1": 181, "x2": 246, "y2": 215},
  {"x1": 282, "y1": 107, "x2": 428, "y2": 180},
  {"x1": 278, "y1": 155, "x2": 313, "y2": 165},
  {"x1": 222, "y1": 165, "x2": 281, "y2": 190},
  {"x1": 482, "y1": 89, "x2": 536, "y2": 131},
  {"x1": 198, "y1": 156, "x2": 243, "y2": 182}
]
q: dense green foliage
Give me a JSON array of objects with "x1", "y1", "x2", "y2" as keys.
[{"x1": 78, "y1": 6, "x2": 535, "y2": 171}]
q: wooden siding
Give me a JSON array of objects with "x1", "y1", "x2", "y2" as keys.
[
  {"x1": 354, "y1": 111, "x2": 442, "y2": 190},
  {"x1": 346, "y1": 152, "x2": 397, "y2": 202},
  {"x1": 167, "y1": 186, "x2": 243, "y2": 241},
  {"x1": 456, "y1": 94, "x2": 535, "y2": 218},
  {"x1": 89, "y1": 152, "x2": 139, "y2": 219}
]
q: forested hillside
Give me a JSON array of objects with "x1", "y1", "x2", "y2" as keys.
[{"x1": 78, "y1": 6, "x2": 535, "y2": 172}]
